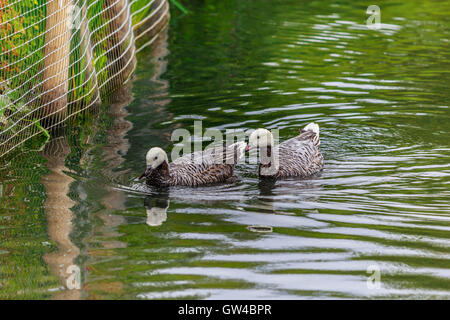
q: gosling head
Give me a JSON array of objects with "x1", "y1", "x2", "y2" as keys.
[
  {"x1": 247, "y1": 128, "x2": 274, "y2": 151},
  {"x1": 139, "y1": 147, "x2": 169, "y2": 179}
]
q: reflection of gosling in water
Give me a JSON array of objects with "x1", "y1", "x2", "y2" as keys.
[{"x1": 144, "y1": 196, "x2": 170, "y2": 227}]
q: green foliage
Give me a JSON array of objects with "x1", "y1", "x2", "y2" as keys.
[
  {"x1": 131, "y1": 0, "x2": 154, "y2": 26},
  {"x1": 0, "y1": 0, "x2": 46, "y2": 149},
  {"x1": 170, "y1": 0, "x2": 188, "y2": 14}
]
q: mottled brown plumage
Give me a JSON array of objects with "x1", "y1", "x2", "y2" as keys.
[{"x1": 144, "y1": 142, "x2": 246, "y2": 187}]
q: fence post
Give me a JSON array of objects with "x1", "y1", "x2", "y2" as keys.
[
  {"x1": 104, "y1": 0, "x2": 136, "y2": 93},
  {"x1": 41, "y1": 0, "x2": 71, "y2": 126}
]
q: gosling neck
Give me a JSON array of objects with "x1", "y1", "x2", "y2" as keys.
[{"x1": 146, "y1": 161, "x2": 171, "y2": 185}]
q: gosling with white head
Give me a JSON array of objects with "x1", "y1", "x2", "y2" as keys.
[
  {"x1": 140, "y1": 142, "x2": 247, "y2": 187},
  {"x1": 247, "y1": 122, "x2": 323, "y2": 178}
]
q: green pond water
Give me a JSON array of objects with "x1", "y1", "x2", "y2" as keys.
[{"x1": 1, "y1": 0, "x2": 450, "y2": 299}]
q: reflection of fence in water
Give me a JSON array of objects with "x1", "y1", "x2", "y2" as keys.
[
  {"x1": 0, "y1": 0, "x2": 170, "y2": 158},
  {"x1": 40, "y1": 136, "x2": 81, "y2": 299}
]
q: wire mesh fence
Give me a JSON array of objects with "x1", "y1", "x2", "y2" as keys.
[{"x1": 0, "y1": 0, "x2": 169, "y2": 158}]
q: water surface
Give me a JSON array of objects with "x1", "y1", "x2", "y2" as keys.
[{"x1": 1, "y1": 0, "x2": 449, "y2": 299}]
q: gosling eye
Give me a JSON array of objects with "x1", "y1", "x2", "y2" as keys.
[
  {"x1": 154, "y1": 156, "x2": 158, "y2": 160},
  {"x1": 257, "y1": 136, "x2": 260, "y2": 139}
]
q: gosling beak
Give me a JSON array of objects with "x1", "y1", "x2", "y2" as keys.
[{"x1": 139, "y1": 165, "x2": 153, "y2": 180}]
